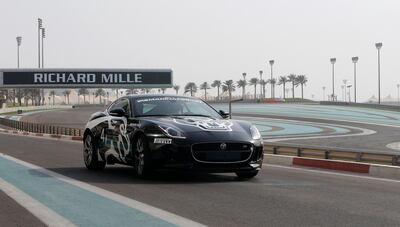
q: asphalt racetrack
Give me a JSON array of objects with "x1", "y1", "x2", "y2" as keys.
[
  {"x1": 22, "y1": 103, "x2": 400, "y2": 153},
  {"x1": 1, "y1": 103, "x2": 399, "y2": 226}
]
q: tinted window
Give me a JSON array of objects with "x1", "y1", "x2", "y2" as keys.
[
  {"x1": 108, "y1": 99, "x2": 131, "y2": 116},
  {"x1": 133, "y1": 96, "x2": 221, "y2": 118}
]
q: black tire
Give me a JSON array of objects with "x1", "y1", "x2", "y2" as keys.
[
  {"x1": 235, "y1": 170, "x2": 259, "y2": 179},
  {"x1": 83, "y1": 134, "x2": 106, "y2": 170},
  {"x1": 134, "y1": 135, "x2": 153, "y2": 178}
]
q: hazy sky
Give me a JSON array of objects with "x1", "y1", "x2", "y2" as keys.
[{"x1": 1, "y1": 0, "x2": 399, "y2": 101}]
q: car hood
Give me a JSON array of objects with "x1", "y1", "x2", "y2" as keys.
[{"x1": 142, "y1": 116, "x2": 251, "y2": 135}]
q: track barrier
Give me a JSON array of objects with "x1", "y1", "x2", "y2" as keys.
[
  {"x1": 0, "y1": 118, "x2": 83, "y2": 137},
  {"x1": 264, "y1": 143, "x2": 400, "y2": 166}
]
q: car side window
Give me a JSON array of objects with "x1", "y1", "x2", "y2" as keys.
[{"x1": 108, "y1": 99, "x2": 131, "y2": 117}]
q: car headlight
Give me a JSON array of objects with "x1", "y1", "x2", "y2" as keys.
[
  {"x1": 159, "y1": 125, "x2": 186, "y2": 139},
  {"x1": 249, "y1": 125, "x2": 261, "y2": 140}
]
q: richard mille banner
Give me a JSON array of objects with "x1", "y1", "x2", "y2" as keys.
[{"x1": 0, "y1": 69, "x2": 173, "y2": 88}]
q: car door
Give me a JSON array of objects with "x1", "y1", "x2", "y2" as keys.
[{"x1": 108, "y1": 98, "x2": 132, "y2": 162}]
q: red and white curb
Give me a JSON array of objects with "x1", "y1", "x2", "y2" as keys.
[
  {"x1": 265, "y1": 154, "x2": 400, "y2": 180},
  {"x1": 0, "y1": 128, "x2": 82, "y2": 142}
]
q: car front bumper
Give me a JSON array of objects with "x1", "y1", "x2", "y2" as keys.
[{"x1": 147, "y1": 137, "x2": 264, "y2": 173}]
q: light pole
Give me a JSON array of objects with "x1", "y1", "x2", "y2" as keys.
[
  {"x1": 259, "y1": 70, "x2": 263, "y2": 99},
  {"x1": 342, "y1": 79, "x2": 347, "y2": 102},
  {"x1": 38, "y1": 18, "x2": 42, "y2": 68},
  {"x1": 41, "y1": 28, "x2": 46, "y2": 105},
  {"x1": 322, "y1": 86, "x2": 326, "y2": 101},
  {"x1": 269, "y1": 60, "x2": 275, "y2": 99},
  {"x1": 242, "y1": 72, "x2": 246, "y2": 100},
  {"x1": 330, "y1": 58, "x2": 336, "y2": 101},
  {"x1": 397, "y1": 84, "x2": 400, "y2": 105},
  {"x1": 15, "y1": 36, "x2": 22, "y2": 106},
  {"x1": 352, "y1": 57, "x2": 358, "y2": 103},
  {"x1": 341, "y1": 85, "x2": 345, "y2": 102},
  {"x1": 375, "y1": 42, "x2": 382, "y2": 104},
  {"x1": 269, "y1": 60, "x2": 274, "y2": 98},
  {"x1": 347, "y1": 85, "x2": 352, "y2": 102},
  {"x1": 16, "y1": 36, "x2": 22, "y2": 68},
  {"x1": 41, "y1": 28, "x2": 46, "y2": 68}
]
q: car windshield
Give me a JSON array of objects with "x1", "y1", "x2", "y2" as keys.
[{"x1": 133, "y1": 96, "x2": 222, "y2": 119}]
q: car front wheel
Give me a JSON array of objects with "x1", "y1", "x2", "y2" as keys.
[
  {"x1": 134, "y1": 135, "x2": 153, "y2": 178},
  {"x1": 83, "y1": 134, "x2": 106, "y2": 170}
]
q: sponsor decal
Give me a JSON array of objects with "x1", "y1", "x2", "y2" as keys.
[
  {"x1": 136, "y1": 97, "x2": 202, "y2": 103},
  {"x1": 172, "y1": 117, "x2": 234, "y2": 132},
  {"x1": 154, "y1": 138, "x2": 172, "y2": 144}
]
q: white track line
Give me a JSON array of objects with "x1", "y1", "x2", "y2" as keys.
[
  {"x1": 236, "y1": 116, "x2": 376, "y2": 142},
  {"x1": 267, "y1": 164, "x2": 400, "y2": 184},
  {"x1": 0, "y1": 153, "x2": 205, "y2": 227},
  {"x1": 238, "y1": 112, "x2": 400, "y2": 128},
  {"x1": 0, "y1": 178, "x2": 76, "y2": 227}
]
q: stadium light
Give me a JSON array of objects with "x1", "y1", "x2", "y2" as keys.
[
  {"x1": 259, "y1": 70, "x2": 263, "y2": 98},
  {"x1": 352, "y1": 57, "x2": 359, "y2": 102},
  {"x1": 375, "y1": 42, "x2": 382, "y2": 104},
  {"x1": 330, "y1": 58, "x2": 336, "y2": 101},
  {"x1": 38, "y1": 18, "x2": 43, "y2": 68},
  {"x1": 16, "y1": 36, "x2": 22, "y2": 68},
  {"x1": 269, "y1": 60, "x2": 274, "y2": 98}
]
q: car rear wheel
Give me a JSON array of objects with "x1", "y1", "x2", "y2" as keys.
[
  {"x1": 134, "y1": 135, "x2": 153, "y2": 178},
  {"x1": 83, "y1": 134, "x2": 106, "y2": 170},
  {"x1": 235, "y1": 170, "x2": 259, "y2": 179}
]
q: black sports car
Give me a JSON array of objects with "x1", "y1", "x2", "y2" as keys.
[{"x1": 83, "y1": 94, "x2": 263, "y2": 178}]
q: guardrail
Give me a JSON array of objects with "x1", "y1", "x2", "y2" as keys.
[
  {"x1": 0, "y1": 118, "x2": 83, "y2": 136},
  {"x1": 264, "y1": 143, "x2": 400, "y2": 166}
]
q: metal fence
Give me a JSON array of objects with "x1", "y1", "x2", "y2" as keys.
[
  {"x1": 0, "y1": 117, "x2": 83, "y2": 136},
  {"x1": 264, "y1": 143, "x2": 400, "y2": 166}
]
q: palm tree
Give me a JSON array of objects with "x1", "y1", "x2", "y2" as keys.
[
  {"x1": 249, "y1": 78, "x2": 259, "y2": 100},
  {"x1": 259, "y1": 79, "x2": 268, "y2": 99},
  {"x1": 200, "y1": 82, "x2": 210, "y2": 100},
  {"x1": 62, "y1": 90, "x2": 71, "y2": 104},
  {"x1": 49, "y1": 90, "x2": 56, "y2": 105},
  {"x1": 95, "y1": 88, "x2": 106, "y2": 104},
  {"x1": 222, "y1": 80, "x2": 235, "y2": 100},
  {"x1": 211, "y1": 80, "x2": 222, "y2": 100},
  {"x1": 278, "y1": 76, "x2": 289, "y2": 99},
  {"x1": 288, "y1": 74, "x2": 298, "y2": 99},
  {"x1": 184, "y1": 82, "x2": 197, "y2": 97},
  {"x1": 126, "y1": 88, "x2": 137, "y2": 95},
  {"x1": 296, "y1": 75, "x2": 308, "y2": 99},
  {"x1": 78, "y1": 88, "x2": 89, "y2": 104},
  {"x1": 268, "y1": 78, "x2": 277, "y2": 98},
  {"x1": 237, "y1": 79, "x2": 247, "y2": 99},
  {"x1": 173, "y1": 85, "x2": 180, "y2": 94}
]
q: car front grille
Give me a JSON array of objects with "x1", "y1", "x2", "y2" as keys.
[{"x1": 191, "y1": 142, "x2": 253, "y2": 163}]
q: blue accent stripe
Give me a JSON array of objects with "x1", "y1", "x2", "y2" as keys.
[{"x1": 0, "y1": 156, "x2": 175, "y2": 227}]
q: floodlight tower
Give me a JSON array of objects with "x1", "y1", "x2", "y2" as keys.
[
  {"x1": 330, "y1": 58, "x2": 336, "y2": 101},
  {"x1": 352, "y1": 57, "x2": 359, "y2": 103},
  {"x1": 375, "y1": 42, "x2": 383, "y2": 104},
  {"x1": 269, "y1": 60, "x2": 274, "y2": 98}
]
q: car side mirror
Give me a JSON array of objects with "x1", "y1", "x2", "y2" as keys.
[
  {"x1": 219, "y1": 110, "x2": 230, "y2": 119},
  {"x1": 110, "y1": 108, "x2": 127, "y2": 117}
]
